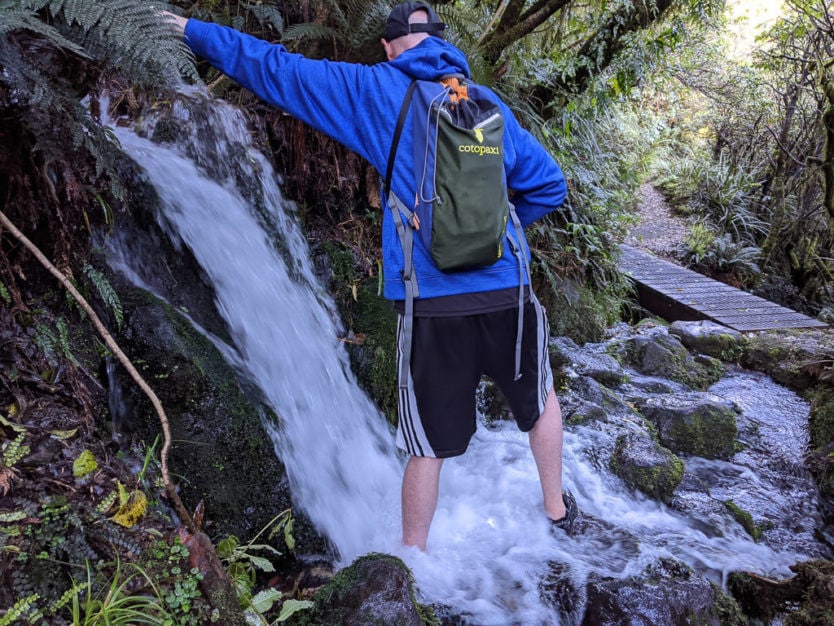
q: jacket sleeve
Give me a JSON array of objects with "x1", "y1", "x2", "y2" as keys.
[
  {"x1": 183, "y1": 20, "x2": 376, "y2": 160},
  {"x1": 499, "y1": 102, "x2": 568, "y2": 228}
]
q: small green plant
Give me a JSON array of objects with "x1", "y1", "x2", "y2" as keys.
[
  {"x1": 144, "y1": 538, "x2": 207, "y2": 625},
  {"x1": 69, "y1": 559, "x2": 171, "y2": 625},
  {"x1": 684, "y1": 220, "x2": 716, "y2": 265},
  {"x1": 1, "y1": 432, "x2": 29, "y2": 469},
  {"x1": 724, "y1": 500, "x2": 763, "y2": 542},
  {"x1": 686, "y1": 231, "x2": 762, "y2": 285},
  {"x1": 0, "y1": 593, "x2": 42, "y2": 626},
  {"x1": 216, "y1": 509, "x2": 313, "y2": 624}
]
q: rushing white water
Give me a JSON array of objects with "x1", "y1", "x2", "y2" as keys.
[{"x1": 108, "y1": 95, "x2": 830, "y2": 625}]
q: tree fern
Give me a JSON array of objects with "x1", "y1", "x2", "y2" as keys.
[
  {"x1": 0, "y1": 0, "x2": 199, "y2": 260},
  {"x1": 40, "y1": 0, "x2": 197, "y2": 85}
]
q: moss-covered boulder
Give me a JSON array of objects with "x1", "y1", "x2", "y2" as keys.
[
  {"x1": 344, "y1": 280, "x2": 398, "y2": 425},
  {"x1": 288, "y1": 553, "x2": 431, "y2": 626},
  {"x1": 610, "y1": 434, "x2": 684, "y2": 503},
  {"x1": 805, "y1": 385, "x2": 834, "y2": 522},
  {"x1": 728, "y1": 559, "x2": 834, "y2": 626},
  {"x1": 635, "y1": 392, "x2": 738, "y2": 460},
  {"x1": 669, "y1": 320, "x2": 743, "y2": 360},
  {"x1": 116, "y1": 283, "x2": 314, "y2": 546},
  {"x1": 537, "y1": 279, "x2": 619, "y2": 345},
  {"x1": 739, "y1": 329, "x2": 834, "y2": 391},
  {"x1": 621, "y1": 333, "x2": 724, "y2": 390}
]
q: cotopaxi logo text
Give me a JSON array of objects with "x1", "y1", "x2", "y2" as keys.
[{"x1": 458, "y1": 144, "x2": 501, "y2": 156}]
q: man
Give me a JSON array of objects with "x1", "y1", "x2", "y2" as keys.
[{"x1": 164, "y1": 2, "x2": 575, "y2": 551}]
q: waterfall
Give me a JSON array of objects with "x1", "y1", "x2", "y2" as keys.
[{"x1": 108, "y1": 92, "x2": 830, "y2": 625}]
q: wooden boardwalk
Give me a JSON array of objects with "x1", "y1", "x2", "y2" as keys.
[{"x1": 618, "y1": 245, "x2": 828, "y2": 332}]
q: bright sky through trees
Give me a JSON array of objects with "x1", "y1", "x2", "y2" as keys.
[{"x1": 726, "y1": 0, "x2": 786, "y2": 58}]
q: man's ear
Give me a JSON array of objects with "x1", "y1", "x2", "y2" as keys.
[{"x1": 382, "y1": 38, "x2": 394, "y2": 60}]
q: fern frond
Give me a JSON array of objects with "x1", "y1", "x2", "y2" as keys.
[
  {"x1": 243, "y1": 2, "x2": 284, "y2": 33},
  {"x1": 83, "y1": 264, "x2": 123, "y2": 330},
  {"x1": 280, "y1": 22, "x2": 336, "y2": 44},
  {"x1": 0, "y1": 8, "x2": 87, "y2": 55}
]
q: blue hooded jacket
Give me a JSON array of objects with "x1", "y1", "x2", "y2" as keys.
[{"x1": 183, "y1": 20, "x2": 567, "y2": 301}]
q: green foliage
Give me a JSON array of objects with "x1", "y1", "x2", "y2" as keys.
[
  {"x1": 143, "y1": 539, "x2": 208, "y2": 625},
  {"x1": 0, "y1": 0, "x2": 197, "y2": 237},
  {"x1": 724, "y1": 500, "x2": 763, "y2": 542},
  {"x1": 0, "y1": 593, "x2": 42, "y2": 626},
  {"x1": 72, "y1": 449, "x2": 98, "y2": 478},
  {"x1": 215, "y1": 509, "x2": 312, "y2": 624},
  {"x1": 34, "y1": 317, "x2": 79, "y2": 367},
  {"x1": 688, "y1": 152, "x2": 768, "y2": 244},
  {"x1": 69, "y1": 559, "x2": 172, "y2": 625},
  {"x1": 528, "y1": 101, "x2": 645, "y2": 313},
  {"x1": 1, "y1": 432, "x2": 30, "y2": 468},
  {"x1": 83, "y1": 264, "x2": 124, "y2": 330},
  {"x1": 684, "y1": 220, "x2": 715, "y2": 261}
]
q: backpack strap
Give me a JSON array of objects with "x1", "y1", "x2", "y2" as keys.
[
  {"x1": 385, "y1": 80, "x2": 421, "y2": 390},
  {"x1": 506, "y1": 205, "x2": 533, "y2": 381},
  {"x1": 384, "y1": 80, "x2": 418, "y2": 198}
]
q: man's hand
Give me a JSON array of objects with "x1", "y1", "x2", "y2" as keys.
[{"x1": 161, "y1": 10, "x2": 188, "y2": 35}]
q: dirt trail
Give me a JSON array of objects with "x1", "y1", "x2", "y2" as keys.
[{"x1": 623, "y1": 184, "x2": 689, "y2": 261}]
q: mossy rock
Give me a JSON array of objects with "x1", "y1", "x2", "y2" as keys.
[
  {"x1": 623, "y1": 333, "x2": 724, "y2": 390},
  {"x1": 116, "y1": 284, "x2": 317, "y2": 548},
  {"x1": 345, "y1": 280, "x2": 398, "y2": 425},
  {"x1": 728, "y1": 559, "x2": 834, "y2": 626},
  {"x1": 537, "y1": 280, "x2": 619, "y2": 345},
  {"x1": 287, "y1": 553, "x2": 432, "y2": 626},
  {"x1": 804, "y1": 384, "x2": 834, "y2": 511},
  {"x1": 636, "y1": 392, "x2": 738, "y2": 460},
  {"x1": 739, "y1": 330, "x2": 834, "y2": 391},
  {"x1": 610, "y1": 434, "x2": 684, "y2": 503}
]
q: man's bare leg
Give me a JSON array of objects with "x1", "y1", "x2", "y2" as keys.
[
  {"x1": 528, "y1": 388, "x2": 566, "y2": 521},
  {"x1": 402, "y1": 455, "x2": 444, "y2": 550}
]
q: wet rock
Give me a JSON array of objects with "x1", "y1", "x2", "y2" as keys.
[
  {"x1": 739, "y1": 330, "x2": 834, "y2": 391},
  {"x1": 551, "y1": 337, "x2": 626, "y2": 387},
  {"x1": 610, "y1": 434, "x2": 684, "y2": 503},
  {"x1": 117, "y1": 282, "x2": 322, "y2": 549},
  {"x1": 296, "y1": 554, "x2": 427, "y2": 626},
  {"x1": 634, "y1": 392, "x2": 738, "y2": 459},
  {"x1": 477, "y1": 379, "x2": 514, "y2": 425},
  {"x1": 563, "y1": 398, "x2": 608, "y2": 425},
  {"x1": 624, "y1": 374, "x2": 686, "y2": 396},
  {"x1": 581, "y1": 559, "x2": 746, "y2": 626},
  {"x1": 669, "y1": 320, "x2": 742, "y2": 360},
  {"x1": 728, "y1": 559, "x2": 834, "y2": 625},
  {"x1": 539, "y1": 561, "x2": 584, "y2": 621},
  {"x1": 622, "y1": 333, "x2": 724, "y2": 390}
]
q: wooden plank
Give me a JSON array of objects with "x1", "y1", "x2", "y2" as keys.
[{"x1": 618, "y1": 245, "x2": 827, "y2": 331}]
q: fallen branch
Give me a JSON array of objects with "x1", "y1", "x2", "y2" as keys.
[{"x1": 0, "y1": 209, "x2": 194, "y2": 532}]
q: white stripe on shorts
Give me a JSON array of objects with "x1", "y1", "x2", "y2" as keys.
[
  {"x1": 395, "y1": 314, "x2": 436, "y2": 457},
  {"x1": 533, "y1": 295, "x2": 554, "y2": 414}
]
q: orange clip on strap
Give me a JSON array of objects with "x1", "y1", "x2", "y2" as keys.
[{"x1": 440, "y1": 77, "x2": 469, "y2": 104}]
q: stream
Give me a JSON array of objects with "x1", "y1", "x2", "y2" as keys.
[{"x1": 106, "y1": 92, "x2": 831, "y2": 624}]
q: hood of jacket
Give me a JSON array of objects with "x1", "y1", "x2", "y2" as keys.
[{"x1": 387, "y1": 36, "x2": 471, "y2": 81}]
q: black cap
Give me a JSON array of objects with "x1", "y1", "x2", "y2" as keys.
[{"x1": 385, "y1": 2, "x2": 446, "y2": 41}]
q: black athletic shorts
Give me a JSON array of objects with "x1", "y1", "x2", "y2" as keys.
[{"x1": 395, "y1": 298, "x2": 553, "y2": 458}]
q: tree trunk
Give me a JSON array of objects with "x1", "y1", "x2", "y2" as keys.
[{"x1": 526, "y1": 0, "x2": 676, "y2": 115}]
